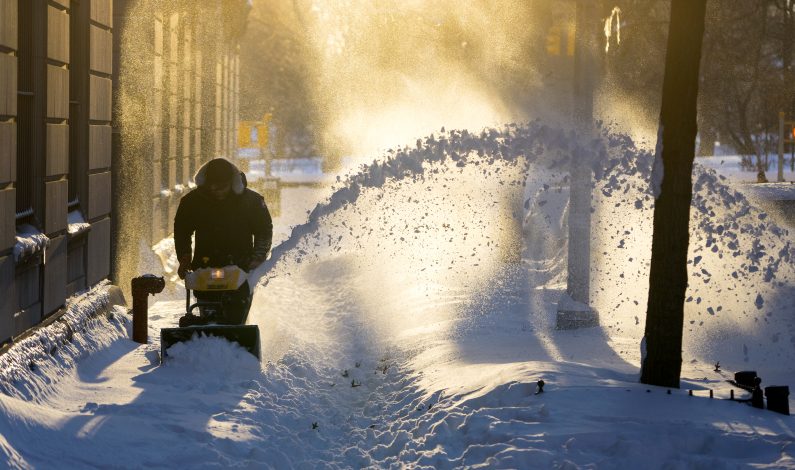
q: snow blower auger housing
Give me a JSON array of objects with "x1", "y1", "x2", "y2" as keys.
[{"x1": 160, "y1": 266, "x2": 260, "y2": 362}]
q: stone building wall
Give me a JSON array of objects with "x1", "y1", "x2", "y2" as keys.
[
  {"x1": 0, "y1": 0, "x2": 115, "y2": 345},
  {"x1": 111, "y1": 0, "x2": 249, "y2": 296}
]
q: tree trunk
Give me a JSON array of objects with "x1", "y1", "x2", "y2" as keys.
[{"x1": 640, "y1": 0, "x2": 708, "y2": 388}]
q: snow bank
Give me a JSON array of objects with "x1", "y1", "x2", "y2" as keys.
[
  {"x1": 0, "y1": 282, "x2": 129, "y2": 401},
  {"x1": 742, "y1": 181, "x2": 795, "y2": 201}
]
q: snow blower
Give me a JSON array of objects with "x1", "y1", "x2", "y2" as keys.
[{"x1": 160, "y1": 266, "x2": 261, "y2": 362}]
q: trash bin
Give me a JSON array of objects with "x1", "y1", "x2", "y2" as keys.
[{"x1": 764, "y1": 386, "x2": 790, "y2": 415}]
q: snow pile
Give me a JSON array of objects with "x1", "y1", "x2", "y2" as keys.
[
  {"x1": 0, "y1": 282, "x2": 129, "y2": 401},
  {"x1": 67, "y1": 210, "x2": 90, "y2": 236},
  {"x1": 13, "y1": 225, "x2": 49, "y2": 262},
  {"x1": 164, "y1": 335, "x2": 261, "y2": 376}
]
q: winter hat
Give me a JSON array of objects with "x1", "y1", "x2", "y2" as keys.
[
  {"x1": 194, "y1": 158, "x2": 246, "y2": 194},
  {"x1": 204, "y1": 158, "x2": 237, "y2": 186}
]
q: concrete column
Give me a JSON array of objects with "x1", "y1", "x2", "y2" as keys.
[{"x1": 557, "y1": 0, "x2": 599, "y2": 329}]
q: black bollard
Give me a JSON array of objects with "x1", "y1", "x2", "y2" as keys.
[{"x1": 765, "y1": 386, "x2": 790, "y2": 415}]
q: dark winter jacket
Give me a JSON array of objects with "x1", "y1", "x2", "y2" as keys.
[{"x1": 174, "y1": 159, "x2": 273, "y2": 270}]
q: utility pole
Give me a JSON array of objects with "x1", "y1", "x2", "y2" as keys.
[{"x1": 556, "y1": 0, "x2": 599, "y2": 329}]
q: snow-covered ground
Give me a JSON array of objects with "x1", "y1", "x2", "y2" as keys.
[
  {"x1": 696, "y1": 155, "x2": 795, "y2": 185},
  {"x1": 1, "y1": 124, "x2": 794, "y2": 469}
]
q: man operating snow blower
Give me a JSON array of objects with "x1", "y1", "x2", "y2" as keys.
[
  {"x1": 159, "y1": 158, "x2": 272, "y2": 361},
  {"x1": 173, "y1": 157, "x2": 273, "y2": 327}
]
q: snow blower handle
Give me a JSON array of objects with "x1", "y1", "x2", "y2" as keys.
[{"x1": 185, "y1": 287, "x2": 191, "y2": 314}]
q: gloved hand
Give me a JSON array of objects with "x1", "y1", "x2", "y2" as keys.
[{"x1": 177, "y1": 254, "x2": 192, "y2": 279}]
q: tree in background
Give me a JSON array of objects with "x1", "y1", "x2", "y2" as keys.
[
  {"x1": 601, "y1": 0, "x2": 670, "y2": 135},
  {"x1": 238, "y1": 1, "x2": 320, "y2": 158},
  {"x1": 699, "y1": 0, "x2": 795, "y2": 181},
  {"x1": 602, "y1": 1, "x2": 795, "y2": 173},
  {"x1": 640, "y1": 0, "x2": 707, "y2": 388}
]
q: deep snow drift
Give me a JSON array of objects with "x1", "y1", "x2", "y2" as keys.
[{"x1": 0, "y1": 123, "x2": 793, "y2": 469}]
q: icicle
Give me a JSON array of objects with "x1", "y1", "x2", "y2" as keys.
[{"x1": 604, "y1": 7, "x2": 622, "y2": 53}]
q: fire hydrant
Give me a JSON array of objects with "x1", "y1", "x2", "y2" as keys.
[{"x1": 131, "y1": 275, "x2": 166, "y2": 344}]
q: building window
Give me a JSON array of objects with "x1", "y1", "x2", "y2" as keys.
[{"x1": 15, "y1": 0, "x2": 34, "y2": 223}]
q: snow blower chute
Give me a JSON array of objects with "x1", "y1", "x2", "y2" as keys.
[{"x1": 160, "y1": 266, "x2": 260, "y2": 361}]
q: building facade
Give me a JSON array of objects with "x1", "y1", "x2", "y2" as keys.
[
  {"x1": 0, "y1": 0, "x2": 249, "y2": 345},
  {"x1": 0, "y1": 0, "x2": 114, "y2": 345},
  {"x1": 111, "y1": 0, "x2": 249, "y2": 294}
]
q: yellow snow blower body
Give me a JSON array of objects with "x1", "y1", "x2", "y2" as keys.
[{"x1": 160, "y1": 266, "x2": 260, "y2": 362}]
